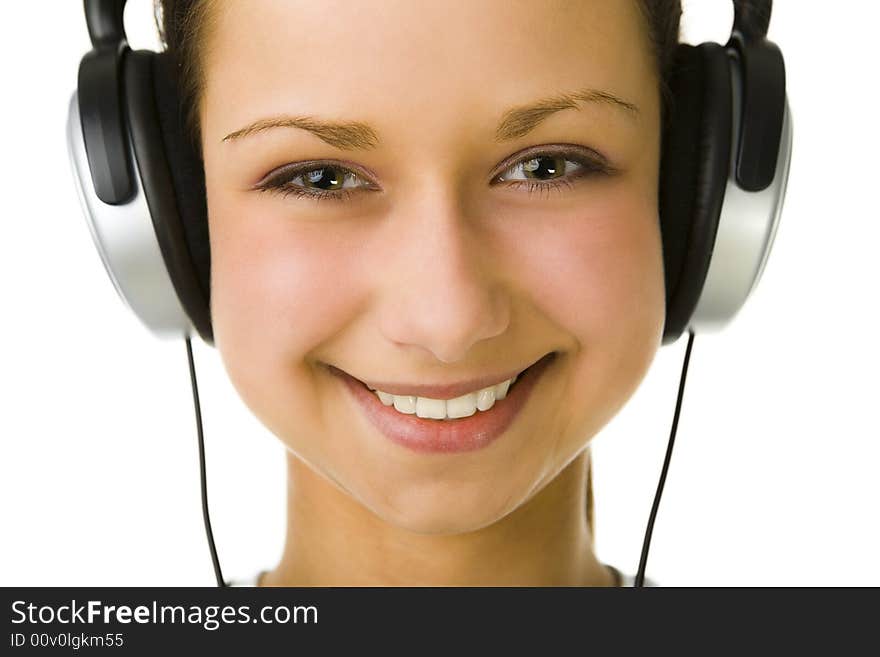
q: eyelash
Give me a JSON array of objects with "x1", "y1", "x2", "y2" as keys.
[{"x1": 254, "y1": 147, "x2": 614, "y2": 203}]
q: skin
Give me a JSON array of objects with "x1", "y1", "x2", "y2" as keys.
[{"x1": 199, "y1": 0, "x2": 665, "y2": 586}]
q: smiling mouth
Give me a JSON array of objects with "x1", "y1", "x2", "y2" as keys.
[
  {"x1": 325, "y1": 350, "x2": 557, "y2": 423},
  {"x1": 332, "y1": 350, "x2": 559, "y2": 453}
]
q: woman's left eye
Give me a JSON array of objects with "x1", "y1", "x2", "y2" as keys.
[{"x1": 491, "y1": 149, "x2": 615, "y2": 198}]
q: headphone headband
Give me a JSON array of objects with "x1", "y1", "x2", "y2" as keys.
[
  {"x1": 725, "y1": 0, "x2": 784, "y2": 192},
  {"x1": 79, "y1": 0, "x2": 131, "y2": 205},
  {"x1": 733, "y1": 0, "x2": 772, "y2": 41},
  {"x1": 85, "y1": 0, "x2": 126, "y2": 50}
]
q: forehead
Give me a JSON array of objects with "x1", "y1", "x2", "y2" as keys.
[{"x1": 201, "y1": 0, "x2": 656, "y2": 145}]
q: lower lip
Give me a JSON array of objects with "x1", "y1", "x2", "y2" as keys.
[{"x1": 329, "y1": 352, "x2": 557, "y2": 454}]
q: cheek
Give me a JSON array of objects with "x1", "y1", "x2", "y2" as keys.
[
  {"x1": 210, "y1": 201, "x2": 362, "y2": 350},
  {"x1": 508, "y1": 189, "x2": 665, "y2": 427},
  {"x1": 507, "y1": 190, "x2": 665, "y2": 344},
  {"x1": 207, "y1": 195, "x2": 371, "y2": 422}
]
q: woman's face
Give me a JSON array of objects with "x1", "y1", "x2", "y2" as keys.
[{"x1": 201, "y1": 0, "x2": 665, "y2": 534}]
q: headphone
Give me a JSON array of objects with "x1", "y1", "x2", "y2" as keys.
[
  {"x1": 67, "y1": 0, "x2": 792, "y2": 586},
  {"x1": 67, "y1": 0, "x2": 792, "y2": 347}
]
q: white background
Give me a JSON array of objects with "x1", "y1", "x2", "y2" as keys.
[{"x1": 1, "y1": 0, "x2": 877, "y2": 586}]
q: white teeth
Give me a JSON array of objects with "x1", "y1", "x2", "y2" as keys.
[
  {"x1": 495, "y1": 378, "x2": 512, "y2": 400},
  {"x1": 392, "y1": 395, "x2": 417, "y2": 414},
  {"x1": 371, "y1": 373, "x2": 521, "y2": 420},
  {"x1": 446, "y1": 392, "x2": 478, "y2": 419},
  {"x1": 416, "y1": 397, "x2": 447, "y2": 419},
  {"x1": 475, "y1": 387, "x2": 496, "y2": 411}
]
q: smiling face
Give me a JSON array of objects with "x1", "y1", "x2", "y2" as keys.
[{"x1": 200, "y1": 0, "x2": 666, "y2": 534}]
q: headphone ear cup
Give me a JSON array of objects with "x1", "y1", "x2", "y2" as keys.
[
  {"x1": 123, "y1": 49, "x2": 213, "y2": 343},
  {"x1": 659, "y1": 42, "x2": 733, "y2": 345}
]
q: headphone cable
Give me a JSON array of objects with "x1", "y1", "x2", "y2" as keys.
[
  {"x1": 634, "y1": 329, "x2": 696, "y2": 587},
  {"x1": 185, "y1": 336, "x2": 226, "y2": 587}
]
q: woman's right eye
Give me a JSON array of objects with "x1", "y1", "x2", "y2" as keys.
[{"x1": 255, "y1": 163, "x2": 375, "y2": 202}]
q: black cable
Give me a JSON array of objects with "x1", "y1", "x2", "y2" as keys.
[
  {"x1": 634, "y1": 329, "x2": 696, "y2": 587},
  {"x1": 185, "y1": 336, "x2": 226, "y2": 587}
]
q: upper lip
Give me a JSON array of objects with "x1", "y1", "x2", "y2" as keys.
[{"x1": 329, "y1": 352, "x2": 553, "y2": 400}]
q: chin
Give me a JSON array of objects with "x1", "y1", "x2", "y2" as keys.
[{"x1": 365, "y1": 484, "x2": 518, "y2": 536}]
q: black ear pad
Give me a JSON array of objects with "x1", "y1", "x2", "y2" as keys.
[
  {"x1": 659, "y1": 42, "x2": 733, "y2": 345},
  {"x1": 123, "y1": 49, "x2": 213, "y2": 343}
]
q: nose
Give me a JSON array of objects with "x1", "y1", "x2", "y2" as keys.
[{"x1": 376, "y1": 182, "x2": 510, "y2": 364}]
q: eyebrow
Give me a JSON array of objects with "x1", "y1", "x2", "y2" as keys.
[
  {"x1": 221, "y1": 115, "x2": 380, "y2": 149},
  {"x1": 220, "y1": 87, "x2": 639, "y2": 148},
  {"x1": 494, "y1": 87, "x2": 640, "y2": 142}
]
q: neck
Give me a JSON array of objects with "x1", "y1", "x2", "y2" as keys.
[{"x1": 261, "y1": 448, "x2": 615, "y2": 587}]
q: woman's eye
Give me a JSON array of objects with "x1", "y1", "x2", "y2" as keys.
[
  {"x1": 492, "y1": 150, "x2": 613, "y2": 198},
  {"x1": 255, "y1": 163, "x2": 373, "y2": 202}
]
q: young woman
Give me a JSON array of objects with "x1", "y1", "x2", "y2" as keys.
[{"x1": 154, "y1": 0, "x2": 682, "y2": 587}]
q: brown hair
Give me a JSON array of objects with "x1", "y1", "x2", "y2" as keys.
[
  {"x1": 153, "y1": 0, "x2": 684, "y2": 541},
  {"x1": 153, "y1": 0, "x2": 216, "y2": 151}
]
